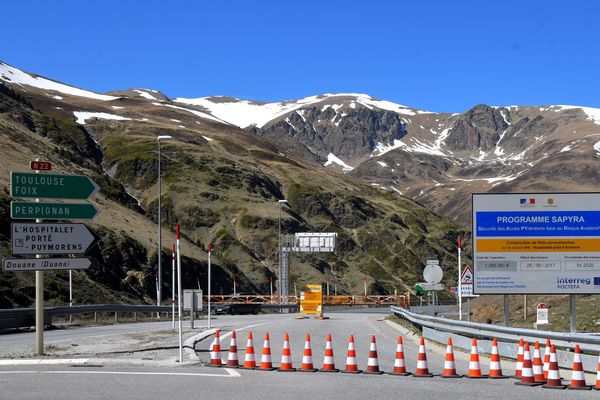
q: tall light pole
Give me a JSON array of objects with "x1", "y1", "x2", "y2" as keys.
[
  {"x1": 277, "y1": 199, "x2": 288, "y2": 300},
  {"x1": 157, "y1": 135, "x2": 172, "y2": 313}
]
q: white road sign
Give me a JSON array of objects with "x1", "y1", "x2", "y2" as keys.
[
  {"x1": 11, "y1": 223, "x2": 95, "y2": 255},
  {"x1": 2, "y1": 257, "x2": 91, "y2": 271},
  {"x1": 472, "y1": 193, "x2": 600, "y2": 294},
  {"x1": 536, "y1": 303, "x2": 549, "y2": 325}
]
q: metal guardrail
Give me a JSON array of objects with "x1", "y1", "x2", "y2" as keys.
[{"x1": 391, "y1": 305, "x2": 600, "y2": 353}]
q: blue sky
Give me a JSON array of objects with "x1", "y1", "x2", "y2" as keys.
[{"x1": 2, "y1": 0, "x2": 599, "y2": 112}]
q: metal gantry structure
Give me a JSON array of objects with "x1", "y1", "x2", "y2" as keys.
[{"x1": 279, "y1": 232, "x2": 338, "y2": 305}]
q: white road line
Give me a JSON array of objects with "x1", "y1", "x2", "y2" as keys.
[{"x1": 0, "y1": 370, "x2": 238, "y2": 378}]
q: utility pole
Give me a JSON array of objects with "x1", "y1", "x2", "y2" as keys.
[
  {"x1": 277, "y1": 199, "x2": 288, "y2": 302},
  {"x1": 156, "y1": 135, "x2": 172, "y2": 315}
]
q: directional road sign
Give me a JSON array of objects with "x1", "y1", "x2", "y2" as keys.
[
  {"x1": 11, "y1": 202, "x2": 99, "y2": 220},
  {"x1": 11, "y1": 223, "x2": 95, "y2": 255},
  {"x1": 2, "y1": 257, "x2": 91, "y2": 272},
  {"x1": 10, "y1": 172, "x2": 99, "y2": 200}
]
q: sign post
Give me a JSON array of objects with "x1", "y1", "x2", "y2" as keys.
[
  {"x1": 176, "y1": 224, "x2": 183, "y2": 363},
  {"x1": 458, "y1": 236, "x2": 463, "y2": 320},
  {"x1": 6, "y1": 164, "x2": 99, "y2": 357}
]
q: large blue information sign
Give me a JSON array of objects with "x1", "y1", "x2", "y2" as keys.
[{"x1": 472, "y1": 193, "x2": 600, "y2": 294}]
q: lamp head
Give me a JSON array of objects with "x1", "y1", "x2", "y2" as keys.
[{"x1": 157, "y1": 135, "x2": 173, "y2": 141}]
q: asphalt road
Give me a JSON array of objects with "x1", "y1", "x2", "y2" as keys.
[{"x1": 1, "y1": 311, "x2": 596, "y2": 399}]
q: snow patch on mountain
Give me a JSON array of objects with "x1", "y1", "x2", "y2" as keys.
[
  {"x1": 594, "y1": 141, "x2": 600, "y2": 155},
  {"x1": 0, "y1": 62, "x2": 119, "y2": 101},
  {"x1": 73, "y1": 111, "x2": 132, "y2": 125},
  {"x1": 553, "y1": 105, "x2": 600, "y2": 125},
  {"x1": 152, "y1": 102, "x2": 227, "y2": 124},
  {"x1": 174, "y1": 93, "x2": 423, "y2": 129},
  {"x1": 133, "y1": 89, "x2": 158, "y2": 100},
  {"x1": 324, "y1": 153, "x2": 354, "y2": 172}
]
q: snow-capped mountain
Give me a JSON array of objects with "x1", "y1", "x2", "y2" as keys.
[{"x1": 2, "y1": 59, "x2": 599, "y2": 226}]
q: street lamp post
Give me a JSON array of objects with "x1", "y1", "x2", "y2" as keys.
[
  {"x1": 157, "y1": 135, "x2": 172, "y2": 314},
  {"x1": 277, "y1": 199, "x2": 288, "y2": 302}
]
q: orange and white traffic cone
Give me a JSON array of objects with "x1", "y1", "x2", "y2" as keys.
[
  {"x1": 543, "y1": 338, "x2": 551, "y2": 379},
  {"x1": 413, "y1": 337, "x2": 433, "y2": 378},
  {"x1": 441, "y1": 337, "x2": 461, "y2": 378},
  {"x1": 532, "y1": 341, "x2": 545, "y2": 383},
  {"x1": 467, "y1": 338, "x2": 487, "y2": 378},
  {"x1": 364, "y1": 335, "x2": 384, "y2": 374},
  {"x1": 258, "y1": 332, "x2": 276, "y2": 371},
  {"x1": 299, "y1": 333, "x2": 318, "y2": 372},
  {"x1": 515, "y1": 343, "x2": 542, "y2": 386},
  {"x1": 243, "y1": 331, "x2": 256, "y2": 369},
  {"x1": 389, "y1": 336, "x2": 410, "y2": 376},
  {"x1": 342, "y1": 334, "x2": 362, "y2": 374},
  {"x1": 594, "y1": 353, "x2": 600, "y2": 390},
  {"x1": 226, "y1": 330, "x2": 240, "y2": 368},
  {"x1": 489, "y1": 338, "x2": 508, "y2": 379},
  {"x1": 207, "y1": 329, "x2": 224, "y2": 367},
  {"x1": 512, "y1": 338, "x2": 524, "y2": 379},
  {"x1": 568, "y1": 345, "x2": 591, "y2": 390},
  {"x1": 278, "y1": 333, "x2": 296, "y2": 372},
  {"x1": 320, "y1": 334, "x2": 338, "y2": 372},
  {"x1": 542, "y1": 345, "x2": 566, "y2": 390}
]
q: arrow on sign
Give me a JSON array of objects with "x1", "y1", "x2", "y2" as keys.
[
  {"x1": 2, "y1": 257, "x2": 91, "y2": 272},
  {"x1": 11, "y1": 202, "x2": 99, "y2": 220},
  {"x1": 10, "y1": 172, "x2": 99, "y2": 200},
  {"x1": 11, "y1": 223, "x2": 95, "y2": 255}
]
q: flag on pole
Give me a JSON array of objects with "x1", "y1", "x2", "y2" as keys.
[{"x1": 458, "y1": 235, "x2": 461, "y2": 249}]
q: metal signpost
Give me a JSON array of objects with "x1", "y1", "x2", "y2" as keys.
[
  {"x1": 472, "y1": 192, "x2": 600, "y2": 332},
  {"x1": 6, "y1": 163, "x2": 98, "y2": 356}
]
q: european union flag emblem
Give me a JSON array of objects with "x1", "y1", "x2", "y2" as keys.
[
  {"x1": 520, "y1": 198, "x2": 526, "y2": 204},
  {"x1": 594, "y1": 277, "x2": 600, "y2": 286}
]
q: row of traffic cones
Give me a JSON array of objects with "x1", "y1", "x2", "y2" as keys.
[{"x1": 208, "y1": 330, "x2": 599, "y2": 388}]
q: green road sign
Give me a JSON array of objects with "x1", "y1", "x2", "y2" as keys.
[
  {"x1": 10, "y1": 172, "x2": 99, "y2": 200},
  {"x1": 11, "y1": 202, "x2": 99, "y2": 220}
]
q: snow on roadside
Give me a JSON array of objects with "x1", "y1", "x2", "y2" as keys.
[
  {"x1": 324, "y1": 153, "x2": 354, "y2": 172},
  {"x1": 0, "y1": 62, "x2": 119, "y2": 101},
  {"x1": 73, "y1": 111, "x2": 132, "y2": 125}
]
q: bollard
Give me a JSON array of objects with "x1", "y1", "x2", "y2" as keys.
[
  {"x1": 134, "y1": 312, "x2": 137, "y2": 322},
  {"x1": 114, "y1": 312, "x2": 118, "y2": 322},
  {"x1": 94, "y1": 312, "x2": 97, "y2": 322}
]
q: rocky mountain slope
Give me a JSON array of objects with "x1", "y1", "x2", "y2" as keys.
[{"x1": 0, "y1": 61, "x2": 469, "y2": 308}]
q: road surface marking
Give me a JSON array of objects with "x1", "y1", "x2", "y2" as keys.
[{"x1": 0, "y1": 370, "x2": 238, "y2": 378}]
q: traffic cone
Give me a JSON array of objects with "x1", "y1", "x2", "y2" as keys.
[
  {"x1": 489, "y1": 338, "x2": 508, "y2": 379},
  {"x1": 413, "y1": 337, "x2": 433, "y2": 377},
  {"x1": 226, "y1": 330, "x2": 240, "y2": 368},
  {"x1": 568, "y1": 345, "x2": 591, "y2": 390},
  {"x1": 258, "y1": 332, "x2": 276, "y2": 371},
  {"x1": 441, "y1": 337, "x2": 461, "y2": 378},
  {"x1": 364, "y1": 335, "x2": 384, "y2": 374},
  {"x1": 243, "y1": 331, "x2": 256, "y2": 369},
  {"x1": 278, "y1": 333, "x2": 296, "y2": 372},
  {"x1": 341, "y1": 334, "x2": 362, "y2": 374},
  {"x1": 299, "y1": 333, "x2": 317, "y2": 372},
  {"x1": 512, "y1": 338, "x2": 524, "y2": 379},
  {"x1": 207, "y1": 329, "x2": 224, "y2": 367},
  {"x1": 515, "y1": 343, "x2": 542, "y2": 386},
  {"x1": 594, "y1": 353, "x2": 600, "y2": 390},
  {"x1": 320, "y1": 334, "x2": 339, "y2": 372},
  {"x1": 467, "y1": 338, "x2": 487, "y2": 378},
  {"x1": 532, "y1": 341, "x2": 545, "y2": 383},
  {"x1": 389, "y1": 336, "x2": 410, "y2": 376},
  {"x1": 543, "y1": 339, "x2": 551, "y2": 379},
  {"x1": 542, "y1": 345, "x2": 566, "y2": 389}
]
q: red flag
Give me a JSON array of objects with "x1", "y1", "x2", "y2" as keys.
[
  {"x1": 176, "y1": 223, "x2": 180, "y2": 240},
  {"x1": 208, "y1": 243, "x2": 211, "y2": 253},
  {"x1": 458, "y1": 235, "x2": 461, "y2": 249}
]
